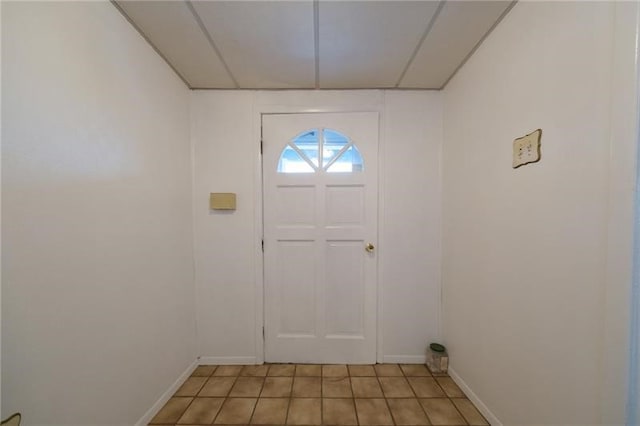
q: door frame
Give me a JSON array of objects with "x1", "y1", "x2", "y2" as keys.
[{"x1": 250, "y1": 93, "x2": 386, "y2": 364}]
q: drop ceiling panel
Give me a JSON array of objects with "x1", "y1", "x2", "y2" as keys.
[
  {"x1": 116, "y1": 1, "x2": 235, "y2": 88},
  {"x1": 319, "y1": 1, "x2": 439, "y2": 88},
  {"x1": 400, "y1": 1, "x2": 512, "y2": 88},
  {"x1": 192, "y1": 1, "x2": 315, "y2": 89}
]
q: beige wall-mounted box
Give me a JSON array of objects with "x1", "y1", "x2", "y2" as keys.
[{"x1": 210, "y1": 193, "x2": 236, "y2": 210}]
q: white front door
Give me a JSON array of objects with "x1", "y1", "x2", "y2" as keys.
[{"x1": 262, "y1": 112, "x2": 379, "y2": 364}]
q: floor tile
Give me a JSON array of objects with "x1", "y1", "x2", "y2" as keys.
[
  {"x1": 322, "y1": 398, "x2": 357, "y2": 425},
  {"x1": 177, "y1": 397, "x2": 224, "y2": 424},
  {"x1": 374, "y1": 364, "x2": 403, "y2": 376},
  {"x1": 435, "y1": 377, "x2": 465, "y2": 398},
  {"x1": 387, "y1": 398, "x2": 431, "y2": 425},
  {"x1": 192, "y1": 365, "x2": 217, "y2": 377},
  {"x1": 419, "y1": 399, "x2": 466, "y2": 426},
  {"x1": 378, "y1": 377, "x2": 414, "y2": 398},
  {"x1": 323, "y1": 365, "x2": 348, "y2": 377},
  {"x1": 296, "y1": 364, "x2": 322, "y2": 376},
  {"x1": 322, "y1": 377, "x2": 352, "y2": 397},
  {"x1": 242, "y1": 365, "x2": 270, "y2": 377},
  {"x1": 149, "y1": 397, "x2": 193, "y2": 424},
  {"x1": 229, "y1": 376, "x2": 264, "y2": 397},
  {"x1": 214, "y1": 365, "x2": 244, "y2": 376},
  {"x1": 149, "y1": 364, "x2": 485, "y2": 426},
  {"x1": 348, "y1": 365, "x2": 376, "y2": 377},
  {"x1": 199, "y1": 376, "x2": 236, "y2": 397},
  {"x1": 287, "y1": 398, "x2": 321, "y2": 425},
  {"x1": 354, "y1": 398, "x2": 394, "y2": 425},
  {"x1": 408, "y1": 377, "x2": 446, "y2": 398},
  {"x1": 351, "y1": 377, "x2": 383, "y2": 398},
  {"x1": 269, "y1": 364, "x2": 296, "y2": 377},
  {"x1": 452, "y1": 399, "x2": 488, "y2": 425},
  {"x1": 214, "y1": 398, "x2": 257, "y2": 424},
  {"x1": 250, "y1": 398, "x2": 289, "y2": 424},
  {"x1": 292, "y1": 377, "x2": 321, "y2": 397},
  {"x1": 400, "y1": 364, "x2": 431, "y2": 377},
  {"x1": 175, "y1": 377, "x2": 208, "y2": 397},
  {"x1": 261, "y1": 377, "x2": 293, "y2": 397}
]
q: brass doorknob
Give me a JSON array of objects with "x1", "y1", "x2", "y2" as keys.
[{"x1": 365, "y1": 243, "x2": 375, "y2": 253}]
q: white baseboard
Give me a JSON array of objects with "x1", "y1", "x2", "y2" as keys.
[
  {"x1": 448, "y1": 367, "x2": 502, "y2": 426},
  {"x1": 199, "y1": 356, "x2": 258, "y2": 365},
  {"x1": 382, "y1": 355, "x2": 427, "y2": 364},
  {"x1": 135, "y1": 359, "x2": 199, "y2": 426}
]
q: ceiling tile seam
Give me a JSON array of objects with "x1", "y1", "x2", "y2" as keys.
[
  {"x1": 110, "y1": 0, "x2": 192, "y2": 89},
  {"x1": 394, "y1": 0, "x2": 446, "y2": 88},
  {"x1": 439, "y1": 0, "x2": 518, "y2": 90},
  {"x1": 314, "y1": 0, "x2": 320, "y2": 89},
  {"x1": 185, "y1": 0, "x2": 240, "y2": 89}
]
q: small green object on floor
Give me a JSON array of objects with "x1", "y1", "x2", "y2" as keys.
[{"x1": 430, "y1": 343, "x2": 446, "y2": 352}]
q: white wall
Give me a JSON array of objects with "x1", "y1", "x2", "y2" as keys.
[
  {"x1": 191, "y1": 90, "x2": 442, "y2": 364},
  {"x1": 442, "y1": 2, "x2": 633, "y2": 425},
  {"x1": 381, "y1": 91, "x2": 442, "y2": 362},
  {"x1": 2, "y1": 2, "x2": 196, "y2": 424},
  {"x1": 191, "y1": 91, "x2": 257, "y2": 363}
]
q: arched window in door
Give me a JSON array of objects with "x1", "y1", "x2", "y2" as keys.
[{"x1": 277, "y1": 129, "x2": 364, "y2": 173}]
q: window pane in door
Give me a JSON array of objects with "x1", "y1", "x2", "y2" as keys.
[
  {"x1": 326, "y1": 145, "x2": 364, "y2": 173},
  {"x1": 292, "y1": 130, "x2": 319, "y2": 168},
  {"x1": 322, "y1": 129, "x2": 349, "y2": 168},
  {"x1": 277, "y1": 145, "x2": 315, "y2": 173}
]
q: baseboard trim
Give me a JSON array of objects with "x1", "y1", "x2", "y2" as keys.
[
  {"x1": 382, "y1": 355, "x2": 427, "y2": 364},
  {"x1": 135, "y1": 359, "x2": 198, "y2": 426},
  {"x1": 448, "y1": 367, "x2": 502, "y2": 426},
  {"x1": 199, "y1": 356, "x2": 258, "y2": 365}
]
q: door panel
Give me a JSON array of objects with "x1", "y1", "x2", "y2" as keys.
[
  {"x1": 326, "y1": 185, "x2": 364, "y2": 226},
  {"x1": 325, "y1": 241, "x2": 365, "y2": 337},
  {"x1": 263, "y1": 112, "x2": 378, "y2": 364},
  {"x1": 277, "y1": 240, "x2": 316, "y2": 337}
]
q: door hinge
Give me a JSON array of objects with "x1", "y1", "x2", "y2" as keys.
[
  {"x1": 261, "y1": 239, "x2": 264, "y2": 252},
  {"x1": 262, "y1": 326, "x2": 265, "y2": 340},
  {"x1": 260, "y1": 139, "x2": 263, "y2": 154}
]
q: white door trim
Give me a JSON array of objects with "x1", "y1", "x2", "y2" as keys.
[
  {"x1": 262, "y1": 112, "x2": 379, "y2": 363},
  {"x1": 251, "y1": 92, "x2": 386, "y2": 364}
]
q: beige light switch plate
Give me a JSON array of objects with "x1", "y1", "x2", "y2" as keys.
[
  {"x1": 513, "y1": 129, "x2": 542, "y2": 168},
  {"x1": 210, "y1": 193, "x2": 236, "y2": 210}
]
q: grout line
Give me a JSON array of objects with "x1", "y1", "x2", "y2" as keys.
[
  {"x1": 247, "y1": 396, "x2": 260, "y2": 425},
  {"x1": 283, "y1": 396, "x2": 292, "y2": 425},
  {"x1": 247, "y1": 371, "x2": 268, "y2": 424},
  {"x1": 170, "y1": 378, "x2": 201, "y2": 425},
  {"x1": 450, "y1": 397, "x2": 475, "y2": 426},
  {"x1": 394, "y1": 0, "x2": 446, "y2": 88},
  {"x1": 320, "y1": 365, "x2": 324, "y2": 425},
  {"x1": 346, "y1": 366, "x2": 362, "y2": 425},
  {"x1": 380, "y1": 369, "x2": 398, "y2": 425},
  {"x1": 185, "y1": 0, "x2": 240, "y2": 88}
]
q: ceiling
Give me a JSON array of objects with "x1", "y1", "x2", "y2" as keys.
[{"x1": 114, "y1": 1, "x2": 515, "y2": 90}]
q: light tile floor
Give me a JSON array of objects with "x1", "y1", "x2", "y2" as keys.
[{"x1": 149, "y1": 364, "x2": 489, "y2": 425}]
